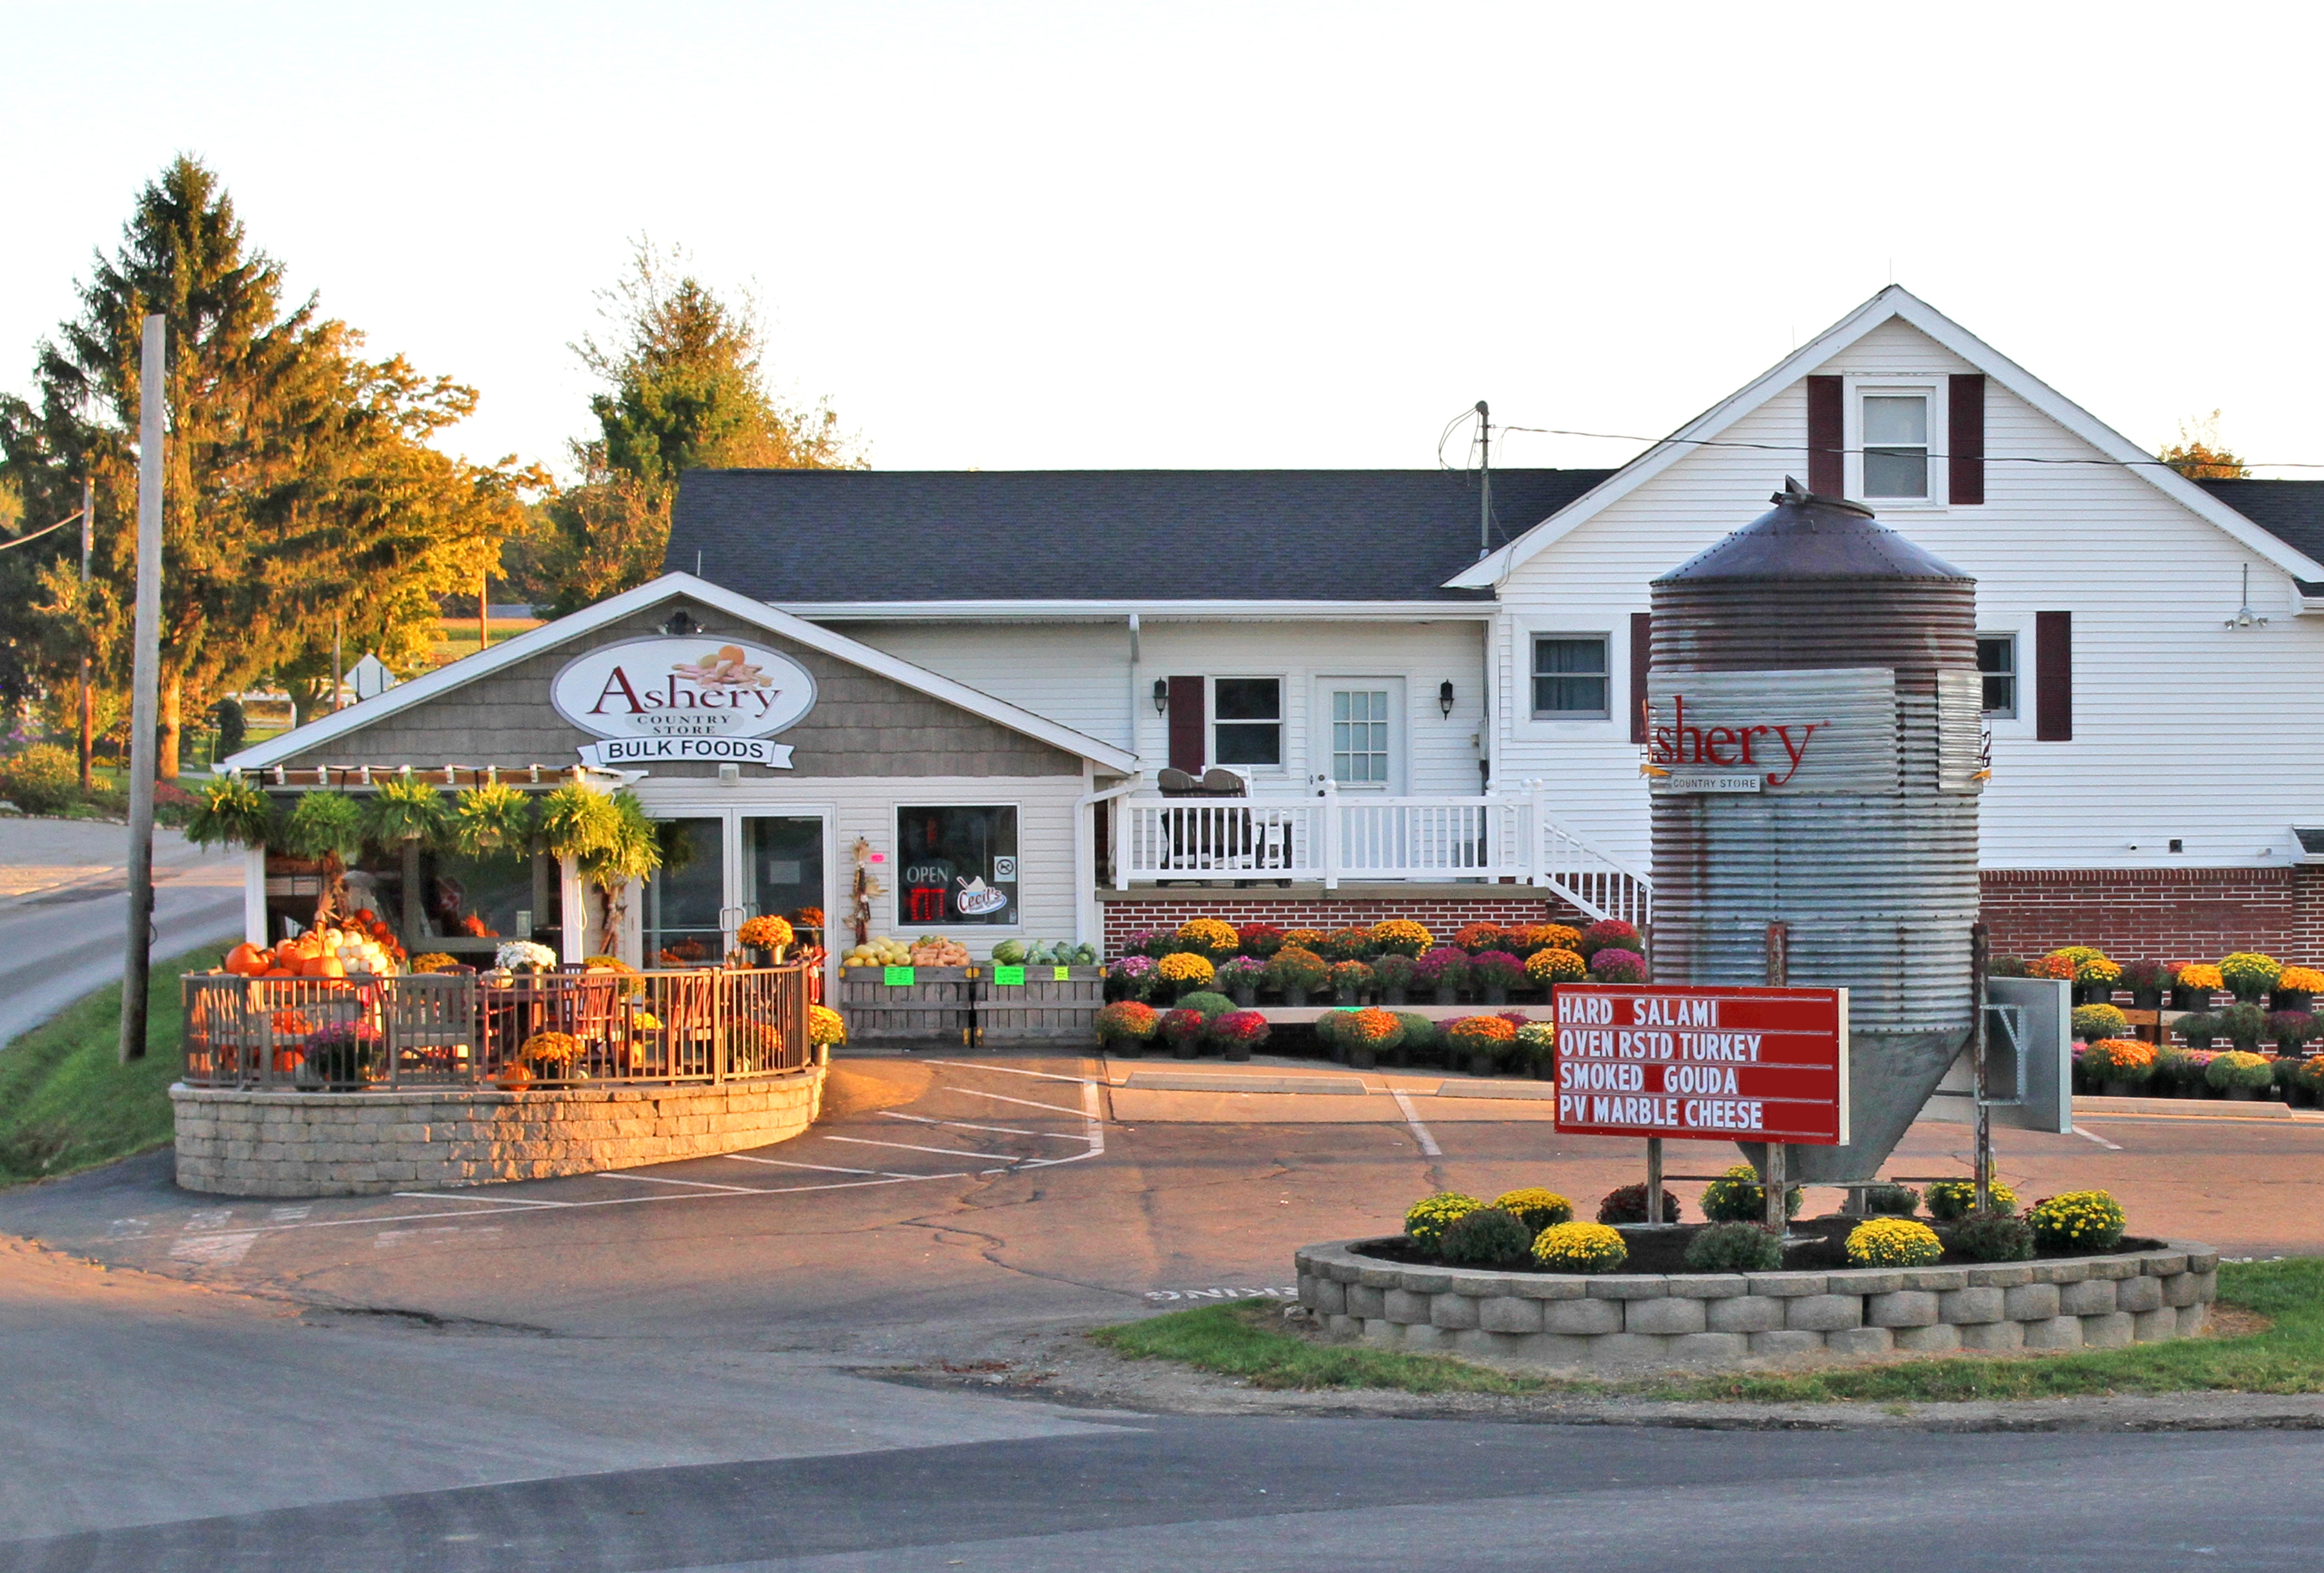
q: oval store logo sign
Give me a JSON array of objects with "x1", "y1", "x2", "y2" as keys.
[{"x1": 551, "y1": 637, "x2": 817, "y2": 770}]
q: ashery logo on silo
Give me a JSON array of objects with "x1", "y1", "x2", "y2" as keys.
[
  {"x1": 551, "y1": 635, "x2": 819, "y2": 772},
  {"x1": 1644, "y1": 695, "x2": 1820, "y2": 785}
]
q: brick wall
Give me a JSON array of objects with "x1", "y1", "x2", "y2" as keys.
[
  {"x1": 1102, "y1": 890, "x2": 1587, "y2": 954},
  {"x1": 1978, "y1": 867, "x2": 2324, "y2": 963},
  {"x1": 172, "y1": 1067, "x2": 825, "y2": 1198}
]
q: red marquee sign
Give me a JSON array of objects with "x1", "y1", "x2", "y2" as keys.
[{"x1": 1553, "y1": 983, "x2": 1849, "y2": 1145}]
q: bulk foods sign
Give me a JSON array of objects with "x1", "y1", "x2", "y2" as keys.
[{"x1": 552, "y1": 638, "x2": 816, "y2": 770}]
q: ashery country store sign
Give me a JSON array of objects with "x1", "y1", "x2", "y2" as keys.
[
  {"x1": 553, "y1": 638, "x2": 817, "y2": 770},
  {"x1": 1553, "y1": 983, "x2": 1849, "y2": 1144}
]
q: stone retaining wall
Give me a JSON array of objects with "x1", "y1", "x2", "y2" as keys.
[
  {"x1": 172, "y1": 1068, "x2": 825, "y2": 1198},
  {"x1": 1294, "y1": 1238, "x2": 2219, "y2": 1368}
]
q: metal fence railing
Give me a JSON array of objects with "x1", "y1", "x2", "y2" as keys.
[{"x1": 182, "y1": 961, "x2": 814, "y2": 1092}]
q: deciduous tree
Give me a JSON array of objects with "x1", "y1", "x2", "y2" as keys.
[{"x1": 2159, "y1": 410, "x2": 2250, "y2": 480}]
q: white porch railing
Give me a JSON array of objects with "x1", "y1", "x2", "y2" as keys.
[{"x1": 1112, "y1": 783, "x2": 1653, "y2": 925}]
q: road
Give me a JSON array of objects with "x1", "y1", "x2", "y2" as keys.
[
  {"x1": 3, "y1": 1049, "x2": 2323, "y2": 1567},
  {"x1": 0, "y1": 817, "x2": 243, "y2": 1046}
]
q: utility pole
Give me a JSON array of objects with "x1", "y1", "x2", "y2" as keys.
[
  {"x1": 478, "y1": 563, "x2": 490, "y2": 652},
  {"x1": 120, "y1": 314, "x2": 165, "y2": 1064},
  {"x1": 331, "y1": 613, "x2": 342, "y2": 713},
  {"x1": 1475, "y1": 399, "x2": 1492, "y2": 559},
  {"x1": 77, "y1": 475, "x2": 93, "y2": 792}
]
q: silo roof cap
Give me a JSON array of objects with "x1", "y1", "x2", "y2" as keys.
[{"x1": 1655, "y1": 478, "x2": 1971, "y2": 584}]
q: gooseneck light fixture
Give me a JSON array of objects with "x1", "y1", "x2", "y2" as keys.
[{"x1": 2225, "y1": 564, "x2": 2270, "y2": 629}]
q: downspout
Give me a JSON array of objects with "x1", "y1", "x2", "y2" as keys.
[
  {"x1": 1479, "y1": 611, "x2": 1494, "y2": 793},
  {"x1": 1126, "y1": 612, "x2": 1142, "y2": 761}
]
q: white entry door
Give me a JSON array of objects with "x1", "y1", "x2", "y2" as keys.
[
  {"x1": 1313, "y1": 678, "x2": 1405, "y2": 794},
  {"x1": 638, "y1": 808, "x2": 835, "y2": 967}
]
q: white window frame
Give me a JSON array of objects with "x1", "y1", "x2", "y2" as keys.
[
  {"x1": 1975, "y1": 632, "x2": 2018, "y2": 720},
  {"x1": 893, "y1": 799, "x2": 1027, "y2": 932},
  {"x1": 1207, "y1": 673, "x2": 1289, "y2": 776},
  {"x1": 1529, "y1": 632, "x2": 1612, "y2": 721},
  {"x1": 1311, "y1": 676, "x2": 1405, "y2": 793},
  {"x1": 1844, "y1": 375, "x2": 1948, "y2": 508}
]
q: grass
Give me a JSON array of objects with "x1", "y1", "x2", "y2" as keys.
[
  {"x1": 0, "y1": 945, "x2": 227, "y2": 1187},
  {"x1": 1092, "y1": 1259, "x2": 2324, "y2": 1404}
]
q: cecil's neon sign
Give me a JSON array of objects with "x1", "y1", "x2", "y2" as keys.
[{"x1": 1644, "y1": 696, "x2": 1820, "y2": 785}]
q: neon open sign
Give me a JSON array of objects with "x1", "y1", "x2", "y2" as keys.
[{"x1": 1553, "y1": 983, "x2": 1849, "y2": 1145}]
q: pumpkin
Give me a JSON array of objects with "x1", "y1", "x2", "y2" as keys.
[
  {"x1": 305, "y1": 956, "x2": 346, "y2": 978},
  {"x1": 224, "y1": 942, "x2": 268, "y2": 976},
  {"x1": 270, "y1": 1048, "x2": 305, "y2": 1074},
  {"x1": 493, "y1": 1062, "x2": 533, "y2": 1089},
  {"x1": 261, "y1": 966, "x2": 297, "y2": 978}
]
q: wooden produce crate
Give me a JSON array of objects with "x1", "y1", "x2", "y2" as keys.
[
  {"x1": 977, "y1": 965, "x2": 1106, "y2": 1044},
  {"x1": 837, "y1": 965, "x2": 975, "y2": 1045}
]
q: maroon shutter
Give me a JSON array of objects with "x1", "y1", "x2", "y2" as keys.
[
  {"x1": 1948, "y1": 374, "x2": 1986, "y2": 505},
  {"x1": 2034, "y1": 612, "x2": 2072, "y2": 741},
  {"x1": 1167, "y1": 676, "x2": 1205, "y2": 772},
  {"x1": 1629, "y1": 612, "x2": 1653, "y2": 743},
  {"x1": 1806, "y1": 376, "x2": 1844, "y2": 495}
]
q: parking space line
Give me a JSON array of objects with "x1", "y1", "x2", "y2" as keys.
[
  {"x1": 949, "y1": 1086, "x2": 1087, "y2": 1116},
  {"x1": 2073, "y1": 1125, "x2": 2125, "y2": 1151},
  {"x1": 394, "y1": 1191, "x2": 573, "y2": 1208},
  {"x1": 598, "y1": 1173, "x2": 762, "y2": 1193},
  {"x1": 1391, "y1": 1089, "x2": 1442, "y2": 1157},
  {"x1": 882, "y1": 1111, "x2": 1088, "y2": 1142},
  {"x1": 826, "y1": 1135, "x2": 1016, "y2": 1161},
  {"x1": 921, "y1": 1058, "x2": 1095, "y2": 1085}
]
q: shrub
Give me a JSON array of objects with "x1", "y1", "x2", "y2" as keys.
[
  {"x1": 1159, "y1": 1007, "x2": 1208, "y2": 1052},
  {"x1": 1860, "y1": 1182, "x2": 1921, "y2": 1216},
  {"x1": 1699, "y1": 1163, "x2": 1801, "y2": 1223},
  {"x1": 1950, "y1": 1214, "x2": 2035, "y2": 1262},
  {"x1": 1094, "y1": 1001, "x2": 1159, "y2": 1044},
  {"x1": 1924, "y1": 1178, "x2": 2017, "y2": 1220},
  {"x1": 1391, "y1": 1012, "x2": 1438, "y2": 1058},
  {"x1": 0, "y1": 744, "x2": 82, "y2": 816},
  {"x1": 1174, "y1": 918, "x2": 1241, "y2": 958},
  {"x1": 2206, "y1": 1049, "x2": 2274, "y2": 1093},
  {"x1": 1210, "y1": 1009, "x2": 1271, "y2": 1053},
  {"x1": 1320, "y1": 927, "x2": 1374, "y2": 963},
  {"x1": 2219, "y1": 951, "x2": 2284, "y2": 1000},
  {"x1": 1596, "y1": 1182, "x2": 1683, "y2": 1224},
  {"x1": 1328, "y1": 960, "x2": 1375, "y2": 996},
  {"x1": 1340, "y1": 1007, "x2": 1405, "y2": 1051},
  {"x1": 2218, "y1": 1002, "x2": 2268, "y2": 1050},
  {"x1": 1469, "y1": 951, "x2": 1525, "y2": 991},
  {"x1": 2081, "y1": 1038, "x2": 2157, "y2": 1084},
  {"x1": 1578, "y1": 919, "x2": 1642, "y2": 958},
  {"x1": 2026, "y1": 1189, "x2": 2126, "y2": 1253},
  {"x1": 1439, "y1": 1206, "x2": 1537, "y2": 1267},
  {"x1": 1532, "y1": 1220, "x2": 1627, "y2": 1273},
  {"x1": 1846, "y1": 1218, "x2": 1943, "y2": 1267},
  {"x1": 1372, "y1": 954, "x2": 1416, "y2": 995},
  {"x1": 1590, "y1": 949, "x2": 1649, "y2": 984},
  {"x1": 1492, "y1": 1187, "x2": 1574, "y2": 1231},
  {"x1": 1264, "y1": 946, "x2": 1328, "y2": 994},
  {"x1": 1311, "y1": 1010, "x2": 1349, "y2": 1049},
  {"x1": 1685, "y1": 1221, "x2": 1784, "y2": 1273},
  {"x1": 1367, "y1": 919, "x2": 1433, "y2": 958},
  {"x1": 2174, "y1": 1012, "x2": 2218, "y2": 1049},
  {"x1": 1404, "y1": 1192, "x2": 1483, "y2": 1250},
  {"x1": 1516, "y1": 1021, "x2": 1557, "y2": 1074},
  {"x1": 1451, "y1": 923, "x2": 1507, "y2": 954},
  {"x1": 1525, "y1": 947, "x2": 1587, "y2": 986},
  {"x1": 2071, "y1": 1003, "x2": 2128, "y2": 1043},
  {"x1": 1236, "y1": 924, "x2": 1287, "y2": 958},
  {"x1": 1176, "y1": 990, "x2": 1235, "y2": 1022},
  {"x1": 1411, "y1": 947, "x2": 1471, "y2": 991}
]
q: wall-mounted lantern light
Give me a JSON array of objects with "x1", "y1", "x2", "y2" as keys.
[
  {"x1": 1153, "y1": 678, "x2": 1170, "y2": 715},
  {"x1": 1438, "y1": 681, "x2": 1456, "y2": 717}
]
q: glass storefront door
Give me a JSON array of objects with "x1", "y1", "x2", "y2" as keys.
[{"x1": 643, "y1": 811, "x2": 828, "y2": 965}]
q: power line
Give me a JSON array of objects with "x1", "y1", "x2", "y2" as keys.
[
  {"x1": 0, "y1": 510, "x2": 83, "y2": 551},
  {"x1": 1495, "y1": 424, "x2": 2322, "y2": 474}
]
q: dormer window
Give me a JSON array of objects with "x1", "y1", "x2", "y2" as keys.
[{"x1": 1862, "y1": 393, "x2": 1930, "y2": 499}]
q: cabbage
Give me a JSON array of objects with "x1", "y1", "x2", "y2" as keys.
[{"x1": 1070, "y1": 943, "x2": 1097, "y2": 965}]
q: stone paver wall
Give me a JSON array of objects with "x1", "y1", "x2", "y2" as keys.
[
  {"x1": 1294, "y1": 1238, "x2": 2218, "y2": 1368},
  {"x1": 172, "y1": 1069, "x2": 824, "y2": 1198}
]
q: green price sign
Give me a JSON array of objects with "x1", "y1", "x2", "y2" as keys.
[
  {"x1": 992, "y1": 965, "x2": 1026, "y2": 986},
  {"x1": 883, "y1": 965, "x2": 916, "y2": 986},
  {"x1": 1054, "y1": 965, "x2": 1071, "y2": 981}
]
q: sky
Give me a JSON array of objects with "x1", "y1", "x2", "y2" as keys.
[{"x1": 4, "y1": 2, "x2": 2319, "y2": 482}]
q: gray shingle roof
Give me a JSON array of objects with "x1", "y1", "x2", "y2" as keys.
[
  {"x1": 667, "y1": 468, "x2": 1615, "y2": 603},
  {"x1": 2197, "y1": 479, "x2": 2324, "y2": 592}
]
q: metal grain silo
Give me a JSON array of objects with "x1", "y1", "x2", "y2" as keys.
[{"x1": 1647, "y1": 481, "x2": 1982, "y2": 1184}]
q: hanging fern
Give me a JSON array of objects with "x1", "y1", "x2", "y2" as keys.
[
  {"x1": 363, "y1": 776, "x2": 451, "y2": 847},
  {"x1": 281, "y1": 791, "x2": 367, "y2": 864},
  {"x1": 185, "y1": 776, "x2": 277, "y2": 850},
  {"x1": 451, "y1": 781, "x2": 535, "y2": 856},
  {"x1": 536, "y1": 783, "x2": 619, "y2": 863},
  {"x1": 580, "y1": 790, "x2": 664, "y2": 891}
]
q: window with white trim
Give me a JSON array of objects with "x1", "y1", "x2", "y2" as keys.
[
  {"x1": 1531, "y1": 635, "x2": 1609, "y2": 718},
  {"x1": 1210, "y1": 677, "x2": 1282, "y2": 766},
  {"x1": 1977, "y1": 633, "x2": 2017, "y2": 718},
  {"x1": 1862, "y1": 392, "x2": 1932, "y2": 499},
  {"x1": 1330, "y1": 688, "x2": 1391, "y2": 783}
]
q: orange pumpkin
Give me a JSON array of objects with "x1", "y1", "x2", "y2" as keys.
[
  {"x1": 303, "y1": 956, "x2": 345, "y2": 978},
  {"x1": 224, "y1": 943, "x2": 267, "y2": 976},
  {"x1": 261, "y1": 966, "x2": 297, "y2": 978},
  {"x1": 493, "y1": 1062, "x2": 533, "y2": 1089}
]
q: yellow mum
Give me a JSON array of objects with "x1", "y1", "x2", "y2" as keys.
[
  {"x1": 1845, "y1": 1217, "x2": 1942, "y2": 1267},
  {"x1": 1493, "y1": 1187, "x2": 1573, "y2": 1230},
  {"x1": 808, "y1": 1004, "x2": 847, "y2": 1045},
  {"x1": 1532, "y1": 1220, "x2": 1627, "y2": 1273},
  {"x1": 1156, "y1": 952, "x2": 1216, "y2": 985},
  {"x1": 1174, "y1": 918, "x2": 1241, "y2": 956}
]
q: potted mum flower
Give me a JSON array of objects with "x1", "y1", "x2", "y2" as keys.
[
  {"x1": 1174, "y1": 918, "x2": 1241, "y2": 959},
  {"x1": 1445, "y1": 1014, "x2": 1518, "y2": 1076},
  {"x1": 1517, "y1": 1021, "x2": 1556, "y2": 1080},
  {"x1": 1339, "y1": 1006, "x2": 1405, "y2": 1071},
  {"x1": 2171, "y1": 963, "x2": 2221, "y2": 1012},
  {"x1": 1367, "y1": 919, "x2": 1433, "y2": 958},
  {"x1": 1159, "y1": 1006, "x2": 1208, "y2": 1059},
  {"x1": 1320, "y1": 927, "x2": 1374, "y2": 963},
  {"x1": 1329, "y1": 959, "x2": 1374, "y2": 1005},
  {"x1": 2073, "y1": 954, "x2": 2122, "y2": 1006},
  {"x1": 1094, "y1": 1000, "x2": 1161, "y2": 1056},
  {"x1": 1451, "y1": 923, "x2": 1505, "y2": 954},
  {"x1": 1372, "y1": 952, "x2": 1416, "y2": 1005},
  {"x1": 1525, "y1": 947, "x2": 1587, "y2": 993},
  {"x1": 2081, "y1": 1038, "x2": 2157, "y2": 1097},
  {"x1": 1468, "y1": 950, "x2": 1525, "y2": 1004},
  {"x1": 1236, "y1": 923, "x2": 1287, "y2": 958},
  {"x1": 1154, "y1": 951, "x2": 1216, "y2": 1003},
  {"x1": 1210, "y1": 1008, "x2": 1270, "y2": 1062},
  {"x1": 1265, "y1": 945, "x2": 1329, "y2": 1005},
  {"x1": 1578, "y1": 920, "x2": 1642, "y2": 960},
  {"x1": 2270, "y1": 1009, "x2": 2319, "y2": 1058},
  {"x1": 2273, "y1": 965, "x2": 2324, "y2": 1013},
  {"x1": 1591, "y1": 949, "x2": 1649, "y2": 985},
  {"x1": 2121, "y1": 960, "x2": 2170, "y2": 1011},
  {"x1": 1106, "y1": 954, "x2": 1157, "y2": 1002},
  {"x1": 1412, "y1": 946, "x2": 1471, "y2": 1004},
  {"x1": 2220, "y1": 952, "x2": 2284, "y2": 1005},
  {"x1": 1216, "y1": 956, "x2": 1265, "y2": 1007}
]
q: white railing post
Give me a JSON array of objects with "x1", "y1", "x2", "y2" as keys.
[
  {"x1": 1319, "y1": 776, "x2": 1340, "y2": 890},
  {"x1": 1526, "y1": 780, "x2": 1547, "y2": 886}
]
